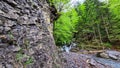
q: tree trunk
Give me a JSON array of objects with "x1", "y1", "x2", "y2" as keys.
[
  {"x1": 102, "y1": 15, "x2": 110, "y2": 42},
  {"x1": 97, "y1": 23, "x2": 102, "y2": 44}
]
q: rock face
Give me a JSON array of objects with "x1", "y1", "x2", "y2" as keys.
[{"x1": 0, "y1": 0, "x2": 61, "y2": 68}]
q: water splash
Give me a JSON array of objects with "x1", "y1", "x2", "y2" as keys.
[{"x1": 61, "y1": 43, "x2": 77, "y2": 53}]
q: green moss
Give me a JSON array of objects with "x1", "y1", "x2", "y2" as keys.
[
  {"x1": 24, "y1": 39, "x2": 30, "y2": 46},
  {"x1": 8, "y1": 32, "x2": 14, "y2": 39},
  {"x1": 24, "y1": 57, "x2": 34, "y2": 65},
  {"x1": 16, "y1": 52, "x2": 33, "y2": 65}
]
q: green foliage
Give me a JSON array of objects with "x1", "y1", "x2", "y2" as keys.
[
  {"x1": 16, "y1": 53, "x2": 24, "y2": 61},
  {"x1": 109, "y1": 0, "x2": 120, "y2": 17},
  {"x1": 8, "y1": 32, "x2": 14, "y2": 39},
  {"x1": 53, "y1": 0, "x2": 120, "y2": 49},
  {"x1": 109, "y1": 0, "x2": 120, "y2": 41},
  {"x1": 16, "y1": 52, "x2": 33, "y2": 65},
  {"x1": 49, "y1": 0, "x2": 70, "y2": 12},
  {"x1": 74, "y1": 0, "x2": 115, "y2": 49},
  {"x1": 102, "y1": 42, "x2": 112, "y2": 48},
  {"x1": 75, "y1": 0, "x2": 100, "y2": 42},
  {"x1": 54, "y1": 9, "x2": 79, "y2": 45},
  {"x1": 24, "y1": 57, "x2": 33, "y2": 65}
]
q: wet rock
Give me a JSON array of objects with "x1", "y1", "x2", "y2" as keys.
[
  {"x1": 106, "y1": 50, "x2": 120, "y2": 60},
  {"x1": 88, "y1": 58, "x2": 96, "y2": 66},
  {"x1": 62, "y1": 52, "x2": 112, "y2": 68},
  {"x1": 109, "y1": 54, "x2": 118, "y2": 60}
]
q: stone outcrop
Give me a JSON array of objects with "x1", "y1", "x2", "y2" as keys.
[{"x1": 0, "y1": 0, "x2": 61, "y2": 68}]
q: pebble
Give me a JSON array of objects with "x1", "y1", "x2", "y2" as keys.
[
  {"x1": 99, "y1": 52, "x2": 109, "y2": 59},
  {"x1": 12, "y1": 46, "x2": 21, "y2": 52},
  {"x1": 109, "y1": 54, "x2": 118, "y2": 60}
]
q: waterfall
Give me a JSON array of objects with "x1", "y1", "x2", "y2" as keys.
[{"x1": 61, "y1": 42, "x2": 77, "y2": 53}]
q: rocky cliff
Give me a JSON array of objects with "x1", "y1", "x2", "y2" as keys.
[{"x1": 0, "y1": 0, "x2": 61, "y2": 68}]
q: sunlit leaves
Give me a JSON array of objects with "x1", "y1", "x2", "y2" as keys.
[
  {"x1": 54, "y1": 9, "x2": 79, "y2": 45},
  {"x1": 108, "y1": 0, "x2": 120, "y2": 40},
  {"x1": 49, "y1": 0, "x2": 70, "y2": 12}
]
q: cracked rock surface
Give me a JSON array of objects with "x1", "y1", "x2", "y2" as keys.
[{"x1": 0, "y1": 0, "x2": 61, "y2": 68}]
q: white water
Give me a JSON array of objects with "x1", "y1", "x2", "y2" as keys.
[{"x1": 61, "y1": 43, "x2": 77, "y2": 53}]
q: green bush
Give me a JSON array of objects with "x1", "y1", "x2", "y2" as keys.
[
  {"x1": 102, "y1": 42, "x2": 112, "y2": 48},
  {"x1": 54, "y1": 9, "x2": 79, "y2": 45}
]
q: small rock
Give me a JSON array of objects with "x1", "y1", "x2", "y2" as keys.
[
  {"x1": 0, "y1": 64, "x2": 3, "y2": 68},
  {"x1": 13, "y1": 46, "x2": 21, "y2": 52},
  {"x1": 0, "y1": 10, "x2": 4, "y2": 14},
  {"x1": 99, "y1": 52, "x2": 109, "y2": 59},
  {"x1": 70, "y1": 48, "x2": 79, "y2": 52},
  {"x1": 23, "y1": 9, "x2": 30, "y2": 14},
  {"x1": 0, "y1": 43, "x2": 8, "y2": 48},
  {"x1": 5, "y1": 0, "x2": 17, "y2": 6},
  {"x1": 0, "y1": 49, "x2": 4, "y2": 56},
  {"x1": 6, "y1": 64, "x2": 13, "y2": 68},
  {"x1": 1, "y1": 6, "x2": 9, "y2": 13},
  {"x1": 0, "y1": 26, "x2": 3, "y2": 33},
  {"x1": 0, "y1": 20, "x2": 3, "y2": 25},
  {"x1": 29, "y1": 48, "x2": 35, "y2": 55},
  {"x1": 89, "y1": 59, "x2": 96, "y2": 66},
  {"x1": 4, "y1": 27, "x2": 11, "y2": 32},
  {"x1": 109, "y1": 54, "x2": 118, "y2": 60},
  {"x1": 4, "y1": 20, "x2": 16, "y2": 27}
]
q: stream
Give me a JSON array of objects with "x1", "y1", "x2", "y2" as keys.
[
  {"x1": 62, "y1": 52, "x2": 120, "y2": 68},
  {"x1": 93, "y1": 57, "x2": 120, "y2": 68},
  {"x1": 60, "y1": 43, "x2": 120, "y2": 68},
  {"x1": 61, "y1": 42, "x2": 77, "y2": 53}
]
